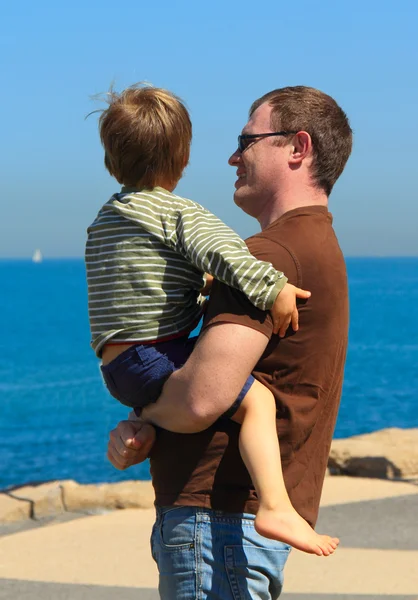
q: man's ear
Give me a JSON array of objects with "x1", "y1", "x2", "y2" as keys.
[{"x1": 289, "y1": 131, "x2": 312, "y2": 165}]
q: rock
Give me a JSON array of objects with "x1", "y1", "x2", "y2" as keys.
[
  {"x1": 101, "y1": 480, "x2": 154, "y2": 509},
  {"x1": 328, "y1": 428, "x2": 418, "y2": 480},
  {"x1": 8, "y1": 481, "x2": 68, "y2": 519},
  {"x1": 61, "y1": 480, "x2": 154, "y2": 512},
  {"x1": 0, "y1": 493, "x2": 31, "y2": 523},
  {"x1": 0, "y1": 480, "x2": 155, "y2": 524}
]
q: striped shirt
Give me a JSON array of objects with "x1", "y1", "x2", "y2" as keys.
[{"x1": 85, "y1": 187, "x2": 287, "y2": 356}]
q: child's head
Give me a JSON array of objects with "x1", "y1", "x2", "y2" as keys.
[{"x1": 99, "y1": 84, "x2": 192, "y2": 189}]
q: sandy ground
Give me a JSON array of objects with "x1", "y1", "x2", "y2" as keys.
[{"x1": 1, "y1": 476, "x2": 417, "y2": 599}]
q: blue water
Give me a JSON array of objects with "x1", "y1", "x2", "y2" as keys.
[{"x1": 1, "y1": 258, "x2": 417, "y2": 489}]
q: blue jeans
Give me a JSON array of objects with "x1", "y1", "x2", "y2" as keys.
[{"x1": 151, "y1": 506, "x2": 291, "y2": 599}]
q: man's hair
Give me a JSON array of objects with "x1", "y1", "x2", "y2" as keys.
[
  {"x1": 250, "y1": 86, "x2": 352, "y2": 196},
  {"x1": 98, "y1": 84, "x2": 192, "y2": 187}
]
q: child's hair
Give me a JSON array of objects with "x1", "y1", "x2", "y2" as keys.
[{"x1": 98, "y1": 83, "x2": 192, "y2": 188}]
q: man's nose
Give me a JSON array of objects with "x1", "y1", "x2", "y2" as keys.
[{"x1": 228, "y1": 148, "x2": 241, "y2": 166}]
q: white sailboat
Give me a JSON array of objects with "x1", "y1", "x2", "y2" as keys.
[{"x1": 32, "y1": 249, "x2": 43, "y2": 263}]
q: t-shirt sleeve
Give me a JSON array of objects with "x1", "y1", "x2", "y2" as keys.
[{"x1": 203, "y1": 235, "x2": 300, "y2": 339}]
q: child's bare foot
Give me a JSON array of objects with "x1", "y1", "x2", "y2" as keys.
[{"x1": 255, "y1": 506, "x2": 339, "y2": 556}]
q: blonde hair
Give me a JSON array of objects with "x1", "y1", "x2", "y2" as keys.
[{"x1": 98, "y1": 83, "x2": 192, "y2": 187}]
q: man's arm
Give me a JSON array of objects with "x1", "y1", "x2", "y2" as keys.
[
  {"x1": 107, "y1": 322, "x2": 269, "y2": 467},
  {"x1": 109, "y1": 235, "x2": 298, "y2": 462},
  {"x1": 140, "y1": 236, "x2": 299, "y2": 434},
  {"x1": 140, "y1": 322, "x2": 270, "y2": 433}
]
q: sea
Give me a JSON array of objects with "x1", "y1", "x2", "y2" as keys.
[{"x1": 1, "y1": 258, "x2": 417, "y2": 490}]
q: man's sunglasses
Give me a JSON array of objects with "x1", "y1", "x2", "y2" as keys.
[{"x1": 238, "y1": 131, "x2": 298, "y2": 153}]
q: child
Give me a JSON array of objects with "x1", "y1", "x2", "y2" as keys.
[{"x1": 85, "y1": 84, "x2": 338, "y2": 556}]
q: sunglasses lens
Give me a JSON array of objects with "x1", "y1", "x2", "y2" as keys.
[{"x1": 238, "y1": 136, "x2": 247, "y2": 152}]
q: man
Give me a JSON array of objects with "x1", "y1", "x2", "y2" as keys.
[{"x1": 107, "y1": 86, "x2": 352, "y2": 599}]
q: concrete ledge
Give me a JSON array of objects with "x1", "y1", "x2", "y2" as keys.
[
  {"x1": 0, "y1": 480, "x2": 154, "y2": 525},
  {"x1": 61, "y1": 480, "x2": 154, "y2": 512},
  {"x1": 329, "y1": 428, "x2": 418, "y2": 479},
  {"x1": 0, "y1": 494, "x2": 31, "y2": 523},
  {"x1": 9, "y1": 482, "x2": 66, "y2": 519}
]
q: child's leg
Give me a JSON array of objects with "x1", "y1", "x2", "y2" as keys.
[
  {"x1": 232, "y1": 380, "x2": 339, "y2": 556},
  {"x1": 101, "y1": 337, "x2": 195, "y2": 410}
]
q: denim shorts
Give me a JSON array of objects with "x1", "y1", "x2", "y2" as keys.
[
  {"x1": 101, "y1": 336, "x2": 254, "y2": 414},
  {"x1": 151, "y1": 505, "x2": 291, "y2": 599}
]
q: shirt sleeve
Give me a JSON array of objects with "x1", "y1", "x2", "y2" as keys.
[
  {"x1": 204, "y1": 235, "x2": 300, "y2": 339},
  {"x1": 112, "y1": 191, "x2": 288, "y2": 311}
]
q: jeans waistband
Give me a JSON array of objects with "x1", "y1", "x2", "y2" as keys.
[{"x1": 155, "y1": 505, "x2": 256, "y2": 523}]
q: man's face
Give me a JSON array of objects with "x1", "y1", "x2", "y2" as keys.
[{"x1": 229, "y1": 102, "x2": 290, "y2": 219}]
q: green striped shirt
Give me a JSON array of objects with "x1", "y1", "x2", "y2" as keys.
[{"x1": 85, "y1": 187, "x2": 287, "y2": 356}]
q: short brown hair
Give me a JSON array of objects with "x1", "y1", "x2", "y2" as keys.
[
  {"x1": 98, "y1": 84, "x2": 192, "y2": 187},
  {"x1": 250, "y1": 86, "x2": 352, "y2": 196}
]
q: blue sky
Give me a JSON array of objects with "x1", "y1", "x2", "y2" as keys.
[{"x1": 1, "y1": 0, "x2": 417, "y2": 258}]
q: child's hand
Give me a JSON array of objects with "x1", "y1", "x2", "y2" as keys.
[{"x1": 271, "y1": 283, "x2": 311, "y2": 338}]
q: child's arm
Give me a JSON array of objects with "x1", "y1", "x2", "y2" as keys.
[
  {"x1": 167, "y1": 203, "x2": 310, "y2": 334},
  {"x1": 112, "y1": 190, "x2": 309, "y2": 333},
  {"x1": 200, "y1": 275, "x2": 310, "y2": 336}
]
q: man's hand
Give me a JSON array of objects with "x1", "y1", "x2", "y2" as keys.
[
  {"x1": 271, "y1": 283, "x2": 311, "y2": 337},
  {"x1": 107, "y1": 419, "x2": 156, "y2": 470}
]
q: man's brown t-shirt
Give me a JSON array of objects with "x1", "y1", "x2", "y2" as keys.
[{"x1": 149, "y1": 206, "x2": 349, "y2": 527}]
